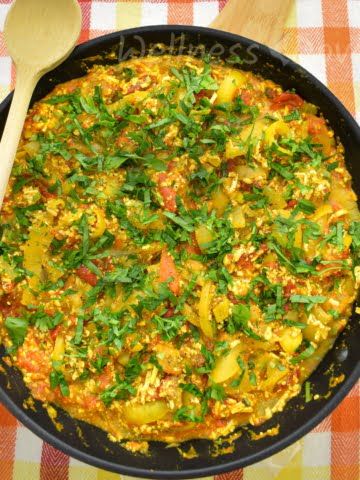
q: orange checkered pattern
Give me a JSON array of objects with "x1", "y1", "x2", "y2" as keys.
[
  {"x1": 283, "y1": 0, "x2": 360, "y2": 121},
  {"x1": 0, "y1": 1, "x2": 359, "y2": 479}
]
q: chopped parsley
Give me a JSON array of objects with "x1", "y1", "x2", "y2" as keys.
[
  {"x1": 226, "y1": 304, "x2": 262, "y2": 340},
  {"x1": 49, "y1": 370, "x2": 70, "y2": 397},
  {"x1": 4, "y1": 317, "x2": 28, "y2": 349}
]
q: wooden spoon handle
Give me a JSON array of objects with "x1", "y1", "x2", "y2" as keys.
[
  {"x1": 211, "y1": 0, "x2": 292, "y2": 50},
  {"x1": 0, "y1": 66, "x2": 39, "y2": 205}
]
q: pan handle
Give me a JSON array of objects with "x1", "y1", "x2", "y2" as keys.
[{"x1": 210, "y1": 0, "x2": 292, "y2": 50}]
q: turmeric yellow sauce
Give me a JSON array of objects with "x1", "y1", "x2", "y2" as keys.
[{"x1": 0, "y1": 55, "x2": 359, "y2": 445}]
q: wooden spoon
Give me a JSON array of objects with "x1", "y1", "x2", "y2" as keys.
[
  {"x1": 0, "y1": 0, "x2": 82, "y2": 205},
  {"x1": 211, "y1": 0, "x2": 292, "y2": 50}
]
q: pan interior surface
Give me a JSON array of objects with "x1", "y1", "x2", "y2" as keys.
[{"x1": 0, "y1": 26, "x2": 359, "y2": 479}]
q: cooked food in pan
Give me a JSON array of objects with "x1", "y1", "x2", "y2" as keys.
[{"x1": 0, "y1": 55, "x2": 359, "y2": 445}]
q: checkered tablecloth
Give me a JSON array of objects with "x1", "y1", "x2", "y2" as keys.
[{"x1": 0, "y1": 1, "x2": 359, "y2": 479}]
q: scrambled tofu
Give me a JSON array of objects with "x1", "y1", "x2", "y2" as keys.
[{"x1": 0, "y1": 55, "x2": 359, "y2": 445}]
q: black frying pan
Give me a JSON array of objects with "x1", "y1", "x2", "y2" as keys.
[{"x1": 0, "y1": 26, "x2": 359, "y2": 479}]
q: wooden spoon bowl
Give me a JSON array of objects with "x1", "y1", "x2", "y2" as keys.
[
  {"x1": 0, "y1": 0, "x2": 82, "y2": 205},
  {"x1": 211, "y1": 0, "x2": 292, "y2": 49}
]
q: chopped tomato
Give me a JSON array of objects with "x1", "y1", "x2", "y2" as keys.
[
  {"x1": 2, "y1": 281, "x2": 15, "y2": 294},
  {"x1": 125, "y1": 75, "x2": 156, "y2": 94},
  {"x1": 17, "y1": 347, "x2": 50, "y2": 374},
  {"x1": 241, "y1": 90, "x2": 253, "y2": 106},
  {"x1": 287, "y1": 199, "x2": 297, "y2": 208},
  {"x1": 0, "y1": 293, "x2": 21, "y2": 317},
  {"x1": 160, "y1": 187, "x2": 177, "y2": 212},
  {"x1": 236, "y1": 254, "x2": 253, "y2": 269},
  {"x1": 271, "y1": 92, "x2": 304, "y2": 110},
  {"x1": 185, "y1": 243, "x2": 201, "y2": 255},
  {"x1": 307, "y1": 114, "x2": 326, "y2": 135},
  {"x1": 157, "y1": 172, "x2": 168, "y2": 184},
  {"x1": 159, "y1": 250, "x2": 180, "y2": 296},
  {"x1": 306, "y1": 114, "x2": 334, "y2": 155},
  {"x1": 195, "y1": 89, "x2": 211, "y2": 101},
  {"x1": 227, "y1": 158, "x2": 238, "y2": 172},
  {"x1": 35, "y1": 382, "x2": 56, "y2": 402},
  {"x1": 93, "y1": 256, "x2": 113, "y2": 273},
  {"x1": 283, "y1": 282, "x2": 296, "y2": 297},
  {"x1": 114, "y1": 237, "x2": 124, "y2": 249},
  {"x1": 126, "y1": 84, "x2": 141, "y2": 95},
  {"x1": 157, "y1": 173, "x2": 177, "y2": 212},
  {"x1": 64, "y1": 79, "x2": 81, "y2": 93},
  {"x1": 166, "y1": 160, "x2": 176, "y2": 172},
  {"x1": 50, "y1": 325, "x2": 62, "y2": 342},
  {"x1": 97, "y1": 367, "x2": 113, "y2": 389},
  {"x1": 116, "y1": 133, "x2": 132, "y2": 147},
  {"x1": 33, "y1": 180, "x2": 56, "y2": 199},
  {"x1": 163, "y1": 307, "x2": 175, "y2": 318},
  {"x1": 186, "y1": 199, "x2": 198, "y2": 210},
  {"x1": 265, "y1": 87, "x2": 277, "y2": 99},
  {"x1": 184, "y1": 233, "x2": 201, "y2": 255},
  {"x1": 227, "y1": 291, "x2": 240, "y2": 305},
  {"x1": 76, "y1": 265, "x2": 98, "y2": 286},
  {"x1": 239, "y1": 181, "x2": 252, "y2": 192},
  {"x1": 82, "y1": 394, "x2": 99, "y2": 409}
]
